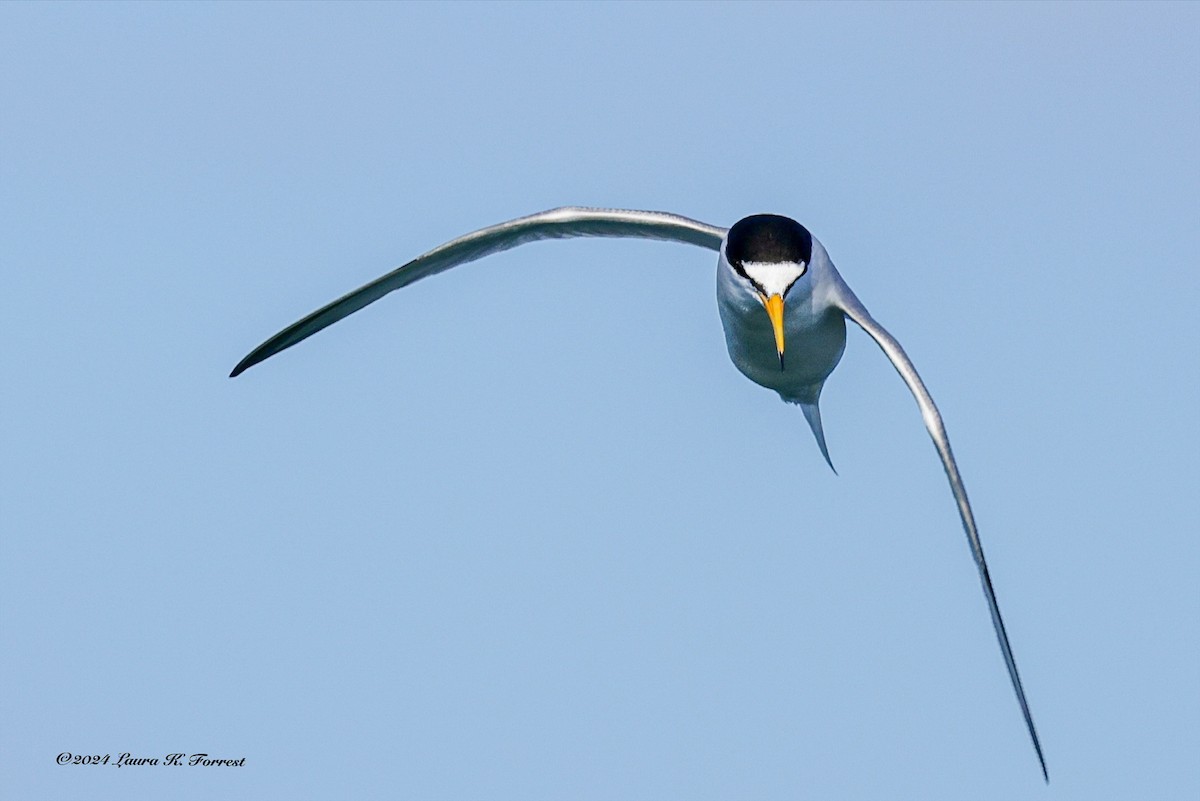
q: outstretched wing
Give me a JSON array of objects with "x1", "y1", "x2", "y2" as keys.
[
  {"x1": 231, "y1": 207, "x2": 727, "y2": 377},
  {"x1": 829, "y1": 274, "x2": 1048, "y2": 782}
]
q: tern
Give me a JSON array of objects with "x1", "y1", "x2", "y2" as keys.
[{"x1": 231, "y1": 207, "x2": 1047, "y2": 780}]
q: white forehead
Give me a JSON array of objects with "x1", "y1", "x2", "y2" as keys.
[{"x1": 741, "y1": 260, "x2": 806, "y2": 296}]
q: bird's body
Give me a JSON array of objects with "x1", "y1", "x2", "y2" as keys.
[
  {"x1": 231, "y1": 206, "x2": 1047, "y2": 781},
  {"x1": 712, "y1": 214, "x2": 848, "y2": 466},
  {"x1": 716, "y1": 237, "x2": 846, "y2": 403}
]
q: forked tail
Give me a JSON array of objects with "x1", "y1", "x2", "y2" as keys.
[{"x1": 797, "y1": 398, "x2": 836, "y2": 474}]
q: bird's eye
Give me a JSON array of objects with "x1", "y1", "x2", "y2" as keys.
[{"x1": 728, "y1": 259, "x2": 763, "y2": 293}]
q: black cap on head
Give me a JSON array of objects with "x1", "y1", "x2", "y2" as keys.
[{"x1": 725, "y1": 214, "x2": 813, "y2": 270}]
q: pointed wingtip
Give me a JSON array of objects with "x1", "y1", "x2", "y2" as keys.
[
  {"x1": 229, "y1": 353, "x2": 258, "y2": 378},
  {"x1": 230, "y1": 336, "x2": 285, "y2": 377}
]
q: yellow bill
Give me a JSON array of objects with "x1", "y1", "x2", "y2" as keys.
[{"x1": 764, "y1": 293, "x2": 786, "y2": 370}]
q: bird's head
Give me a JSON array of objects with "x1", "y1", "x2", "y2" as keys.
[{"x1": 721, "y1": 214, "x2": 813, "y2": 370}]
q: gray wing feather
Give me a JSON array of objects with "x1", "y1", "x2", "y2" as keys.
[
  {"x1": 829, "y1": 274, "x2": 1048, "y2": 782},
  {"x1": 231, "y1": 207, "x2": 727, "y2": 376}
]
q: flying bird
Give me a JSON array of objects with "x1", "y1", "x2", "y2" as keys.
[{"x1": 231, "y1": 207, "x2": 1047, "y2": 780}]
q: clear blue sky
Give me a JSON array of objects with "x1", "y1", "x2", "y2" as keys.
[{"x1": 2, "y1": 2, "x2": 1197, "y2": 799}]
